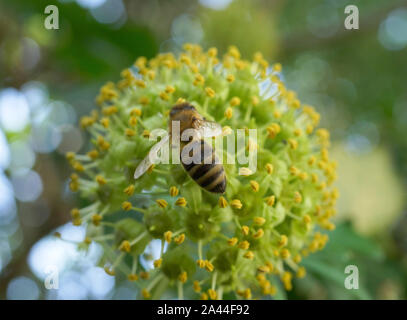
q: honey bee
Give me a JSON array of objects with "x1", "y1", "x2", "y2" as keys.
[{"x1": 134, "y1": 102, "x2": 226, "y2": 193}]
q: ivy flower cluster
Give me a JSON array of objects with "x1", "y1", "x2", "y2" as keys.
[{"x1": 65, "y1": 44, "x2": 338, "y2": 300}]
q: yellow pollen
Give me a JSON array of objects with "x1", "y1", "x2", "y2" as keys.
[
  {"x1": 244, "y1": 251, "x2": 254, "y2": 259},
  {"x1": 122, "y1": 201, "x2": 132, "y2": 211},
  {"x1": 119, "y1": 240, "x2": 131, "y2": 253},
  {"x1": 205, "y1": 87, "x2": 215, "y2": 98},
  {"x1": 241, "y1": 226, "x2": 250, "y2": 236},
  {"x1": 156, "y1": 199, "x2": 168, "y2": 208},
  {"x1": 219, "y1": 196, "x2": 228, "y2": 208},
  {"x1": 174, "y1": 233, "x2": 185, "y2": 244},
  {"x1": 91, "y1": 214, "x2": 102, "y2": 226},
  {"x1": 96, "y1": 175, "x2": 107, "y2": 185},
  {"x1": 238, "y1": 240, "x2": 250, "y2": 250},
  {"x1": 169, "y1": 186, "x2": 179, "y2": 197},
  {"x1": 124, "y1": 185, "x2": 135, "y2": 196},
  {"x1": 175, "y1": 197, "x2": 187, "y2": 207},
  {"x1": 231, "y1": 199, "x2": 242, "y2": 209},
  {"x1": 178, "y1": 271, "x2": 187, "y2": 283},
  {"x1": 227, "y1": 237, "x2": 238, "y2": 246},
  {"x1": 265, "y1": 195, "x2": 275, "y2": 206},
  {"x1": 226, "y1": 74, "x2": 235, "y2": 82},
  {"x1": 230, "y1": 97, "x2": 241, "y2": 107},
  {"x1": 164, "y1": 231, "x2": 172, "y2": 243},
  {"x1": 208, "y1": 289, "x2": 217, "y2": 300},
  {"x1": 224, "y1": 107, "x2": 233, "y2": 119},
  {"x1": 253, "y1": 217, "x2": 266, "y2": 226},
  {"x1": 204, "y1": 260, "x2": 214, "y2": 272},
  {"x1": 294, "y1": 191, "x2": 302, "y2": 203},
  {"x1": 193, "y1": 280, "x2": 201, "y2": 293},
  {"x1": 253, "y1": 229, "x2": 264, "y2": 239},
  {"x1": 154, "y1": 258, "x2": 162, "y2": 268},
  {"x1": 250, "y1": 180, "x2": 260, "y2": 192}
]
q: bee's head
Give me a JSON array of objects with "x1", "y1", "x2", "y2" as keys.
[{"x1": 169, "y1": 103, "x2": 202, "y2": 134}]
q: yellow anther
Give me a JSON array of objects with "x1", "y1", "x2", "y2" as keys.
[
  {"x1": 208, "y1": 289, "x2": 217, "y2": 300},
  {"x1": 253, "y1": 228, "x2": 264, "y2": 239},
  {"x1": 244, "y1": 251, "x2": 254, "y2": 259},
  {"x1": 142, "y1": 288, "x2": 150, "y2": 299},
  {"x1": 227, "y1": 237, "x2": 238, "y2": 246},
  {"x1": 87, "y1": 149, "x2": 99, "y2": 159},
  {"x1": 140, "y1": 271, "x2": 149, "y2": 279},
  {"x1": 204, "y1": 260, "x2": 214, "y2": 272},
  {"x1": 219, "y1": 196, "x2": 228, "y2": 208},
  {"x1": 273, "y1": 110, "x2": 281, "y2": 119},
  {"x1": 253, "y1": 217, "x2": 266, "y2": 226},
  {"x1": 70, "y1": 208, "x2": 80, "y2": 219},
  {"x1": 266, "y1": 123, "x2": 281, "y2": 138},
  {"x1": 169, "y1": 186, "x2": 179, "y2": 197},
  {"x1": 66, "y1": 152, "x2": 75, "y2": 161},
  {"x1": 175, "y1": 197, "x2": 187, "y2": 207},
  {"x1": 129, "y1": 116, "x2": 138, "y2": 126},
  {"x1": 165, "y1": 85, "x2": 175, "y2": 94},
  {"x1": 293, "y1": 254, "x2": 302, "y2": 263},
  {"x1": 124, "y1": 185, "x2": 135, "y2": 196},
  {"x1": 154, "y1": 258, "x2": 162, "y2": 268},
  {"x1": 139, "y1": 96, "x2": 149, "y2": 105},
  {"x1": 156, "y1": 199, "x2": 168, "y2": 208},
  {"x1": 230, "y1": 97, "x2": 241, "y2": 107},
  {"x1": 135, "y1": 79, "x2": 146, "y2": 88},
  {"x1": 178, "y1": 271, "x2": 187, "y2": 283},
  {"x1": 278, "y1": 235, "x2": 288, "y2": 247},
  {"x1": 122, "y1": 201, "x2": 132, "y2": 211},
  {"x1": 207, "y1": 47, "x2": 218, "y2": 57},
  {"x1": 290, "y1": 166, "x2": 300, "y2": 176},
  {"x1": 176, "y1": 97, "x2": 186, "y2": 104},
  {"x1": 205, "y1": 87, "x2": 215, "y2": 98},
  {"x1": 299, "y1": 172, "x2": 308, "y2": 180},
  {"x1": 73, "y1": 161, "x2": 84, "y2": 172},
  {"x1": 224, "y1": 107, "x2": 233, "y2": 119},
  {"x1": 128, "y1": 274, "x2": 138, "y2": 281},
  {"x1": 226, "y1": 74, "x2": 235, "y2": 82},
  {"x1": 100, "y1": 117, "x2": 109, "y2": 128},
  {"x1": 303, "y1": 214, "x2": 312, "y2": 224},
  {"x1": 273, "y1": 63, "x2": 282, "y2": 72},
  {"x1": 294, "y1": 191, "x2": 302, "y2": 203},
  {"x1": 257, "y1": 265, "x2": 270, "y2": 273},
  {"x1": 193, "y1": 280, "x2": 201, "y2": 293},
  {"x1": 296, "y1": 266, "x2": 306, "y2": 278},
  {"x1": 250, "y1": 180, "x2": 260, "y2": 192},
  {"x1": 238, "y1": 240, "x2": 250, "y2": 250},
  {"x1": 197, "y1": 259, "x2": 206, "y2": 268},
  {"x1": 265, "y1": 195, "x2": 276, "y2": 207},
  {"x1": 159, "y1": 91, "x2": 169, "y2": 101},
  {"x1": 280, "y1": 248, "x2": 290, "y2": 259},
  {"x1": 200, "y1": 293, "x2": 208, "y2": 300},
  {"x1": 96, "y1": 175, "x2": 107, "y2": 185},
  {"x1": 72, "y1": 218, "x2": 82, "y2": 226},
  {"x1": 164, "y1": 231, "x2": 172, "y2": 243},
  {"x1": 288, "y1": 139, "x2": 298, "y2": 150},
  {"x1": 91, "y1": 214, "x2": 102, "y2": 226},
  {"x1": 241, "y1": 226, "x2": 250, "y2": 236},
  {"x1": 231, "y1": 199, "x2": 242, "y2": 209},
  {"x1": 119, "y1": 240, "x2": 131, "y2": 253},
  {"x1": 174, "y1": 233, "x2": 185, "y2": 244}
]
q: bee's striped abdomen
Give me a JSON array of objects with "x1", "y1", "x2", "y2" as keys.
[{"x1": 181, "y1": 140, "x2": 226, "y2": 194}]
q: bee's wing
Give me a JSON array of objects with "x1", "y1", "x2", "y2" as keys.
[
  {"x1": 134, "y1": 135, "x2": 170, "y2": 179},
  {"x1": 194, "y1": 119, "x2": 222, "y2": 138}
]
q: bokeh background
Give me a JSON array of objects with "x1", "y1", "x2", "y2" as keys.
[{"x1": 1, "y1": 0, "x2": 406, "y2": 300}]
